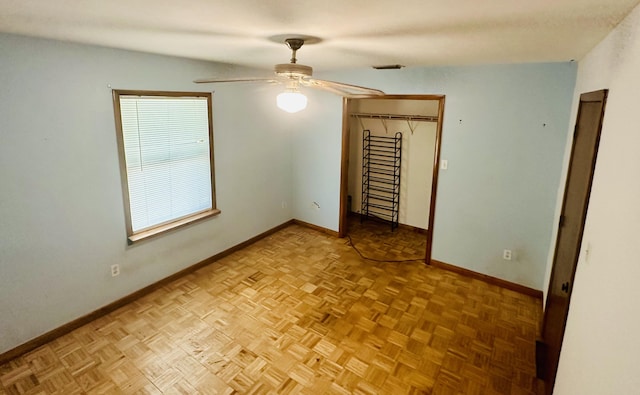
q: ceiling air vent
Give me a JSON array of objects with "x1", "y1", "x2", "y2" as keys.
[{"x1": 372, "y1": 64, "x2": 405, "y2": 70}]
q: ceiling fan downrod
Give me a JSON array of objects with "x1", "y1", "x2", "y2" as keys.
[{"x1": 285, "y1": 38, "x2": 305, "y2": 64}]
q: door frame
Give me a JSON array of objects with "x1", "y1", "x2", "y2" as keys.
[
  {"x1": 540, "y1": 89, "x2": 608, "y2": 394},
  {"x1": 338, "y1": 94, "x2": 445, "y2": 264}
]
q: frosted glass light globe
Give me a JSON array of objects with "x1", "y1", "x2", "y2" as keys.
[{"x1": 276, "y1": 91, "x2": 308, "y2": 113}]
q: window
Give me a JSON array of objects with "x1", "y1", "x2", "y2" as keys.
[{"x1": 112, "y1": 90, "x2": 219, "y2": 243}]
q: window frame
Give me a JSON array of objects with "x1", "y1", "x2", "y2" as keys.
[{"x1": 112, "y1": 89, "x2": 220, "y2": 244}]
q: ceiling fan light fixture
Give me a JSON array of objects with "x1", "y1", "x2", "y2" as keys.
[
  {"x1": 194, "y1": 35, "x2": 384, "y2": 101},
  {"x1": 276, "y1": 89, "x2": 307, "y2": 113}
]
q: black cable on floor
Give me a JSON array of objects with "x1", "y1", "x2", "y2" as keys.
[{"x1": 346, "y1": 234, "x2": 425, "y2": 263}]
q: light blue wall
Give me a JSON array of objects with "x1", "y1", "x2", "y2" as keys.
[
  {"x1": 0, "y1": 32, "x2": 577, "y2": 354},
  {"x1": 0, "y1": 33, "x2": 292, "y2": 353},
  {"x1": 290, "y1": 91, "x2": 344, "y2": 230},
  {"x1": 300, "y1": 63, "x2": 577, "y2": 289}
]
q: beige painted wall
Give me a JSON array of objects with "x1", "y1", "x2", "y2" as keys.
[{"x1": 547, "y1": 3, "x2": 640, "y2": 393}]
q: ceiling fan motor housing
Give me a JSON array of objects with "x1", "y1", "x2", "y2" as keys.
[{"x1": 274, "y1": 63, "x2": 313, "y2": 78}]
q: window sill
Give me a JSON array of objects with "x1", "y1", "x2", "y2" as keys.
[{"x1": 127, "y1": 208, "x2": 221, "y2": 244}]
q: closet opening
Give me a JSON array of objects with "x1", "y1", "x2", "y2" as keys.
[{"x1": 339, "y1": 95, "x2": 445, "y2": 264}]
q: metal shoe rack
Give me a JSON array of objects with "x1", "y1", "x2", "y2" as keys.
[{"x1": 361, "y1": 130, "x2": 402, "y2": 230}]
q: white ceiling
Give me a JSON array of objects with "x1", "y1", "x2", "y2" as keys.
[{"x1": 1, "y1": 0, "x2": 639, "y2": 72}]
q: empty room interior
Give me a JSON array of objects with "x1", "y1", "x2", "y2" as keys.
[{"x1": 1, "y1": 1, "x2": 640, "y2": 394}]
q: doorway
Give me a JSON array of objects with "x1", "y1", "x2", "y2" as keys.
[
  {"x1": 540, "y1": 89, "x2": 607, "y2": 394},
  {"x1": 338, "y1": 95, "x2": 445, "y2": 263}
]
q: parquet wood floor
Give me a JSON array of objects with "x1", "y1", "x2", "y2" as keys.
[
  {"x1": 346, "y1": 218, "x2": 427, "y2": 262},
  {"x1": 0, "y1": 223, "x2": 542, "y2": 394}
]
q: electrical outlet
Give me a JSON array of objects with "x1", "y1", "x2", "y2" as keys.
[
  {"x1": 281, "y1": 201, "x2": 287, "y2": 209},
  {"x1": 111, "y1": 264, "x2": 120, "y2": 277},
  {"x1": 441, "y1": 159, "x2": 448, "y2": 170},
  {"x1": 503, "y1": 249, "x2": 512, "y2": 261}
]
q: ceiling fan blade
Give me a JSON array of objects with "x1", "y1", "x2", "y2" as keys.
[
  {"x1": 303, "y1": 78, "x2": 385, "y2": 97},
  {"x1": 193, "y1": 77, "x2": 279, "y2": 84}
]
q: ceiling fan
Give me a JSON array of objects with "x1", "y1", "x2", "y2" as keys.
[{"x1": 194, "y1": 37, "x2": 385, "y2": 113}]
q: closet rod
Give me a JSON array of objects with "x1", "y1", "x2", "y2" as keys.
[{"x1": 350, "y1": 112, "x2": 439, "y2": 122}]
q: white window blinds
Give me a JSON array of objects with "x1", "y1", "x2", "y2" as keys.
[{"x1": 118, "y1": 95, "x2": 213, "y2": 233}]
